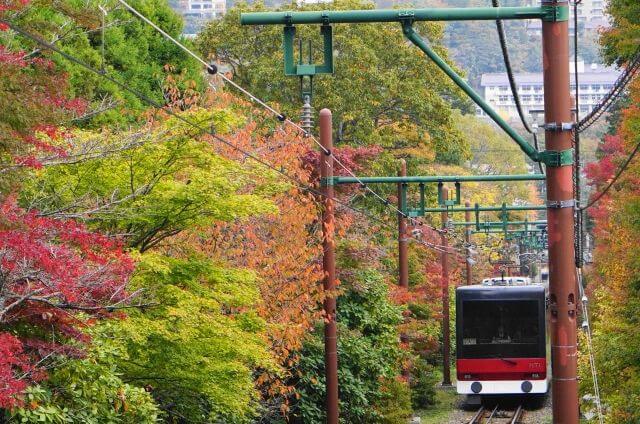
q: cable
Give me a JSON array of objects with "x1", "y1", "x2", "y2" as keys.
[
  {"x1": 577, "y1": 268, "x2": 604, "y2": 424},
  {"x1": 577, "y1": 51, "x2": 640, "y2": 133},
  {"x1": 580, "y1": 137, "x2": 640, "y2": 211},
  {"x1": 573, "y1": 0, "x2": 583, "y2": 268},
  {"x1": 4, "y1": 19, "x2": 466, "y2": 256},
  {"x1": 491, "y1": 0, "x2": 544, "y2": 175},
  {"x1": 115, "y1": 0, "x2": 443, "y2": 236},
  {"x1": 1, "y1": 22, "x2": 385, "y2": 237}
]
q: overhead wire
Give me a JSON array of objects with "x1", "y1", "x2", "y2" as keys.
[
  {"x1": 491, "y1": 0, "x2": 544, "y2": 175},
  {"x1": 580, "y1": 136, "x2": 640, "y2": 211},
  {"x1": 573, "y1": 0, "x2": 584, "y2": 268},
  {"x1": 4, "y1": 19, "x2": 465, "y2": 254},
  {"x1": 114, "y1": 0, "x2": 447, "y2": 238},
  {"x1": 577, "y1": 50, "x2": 640, "y2": 133},
  {"x1": 577, "y1": 268, "x2": 604, "y2": 424}
]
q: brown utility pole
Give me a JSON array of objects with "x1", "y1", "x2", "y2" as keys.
[
  {"x1": 542, "y1": 2, "x2": 579, "y2": 422},
  {"x1": 398, "y1": 159, "x2": 409, "y2": 289},
  {"x1": 440, "y1": 188, "x2": 451, "y2": 386},
  {"x1": 465, "y1": 200, "x2": 472, "y2": 286},
  {"x1": 319, "y1": 109, "x2": 339, "y2": 424}
]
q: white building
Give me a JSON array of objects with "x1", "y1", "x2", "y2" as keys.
[
  {"x1": 526, "y1": 0, "x2": 609, "y2": 36},
  {"x1": 180, "y1": 0, "x2": 226, "y2": 20},
  {"x1": 296, "y1": 0, "x2": 332, "y2": 5},
  {"x1": 479, "y1": 61, "x2": 621, "y2": 119}
]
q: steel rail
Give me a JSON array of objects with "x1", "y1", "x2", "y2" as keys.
[
  {"x1": 509, "y1": 405, "x2": 524, "y2": 424},
  {"x1": 485, "y1": 405, "x2": 499, "y2": 423},
  {"x1": 468, "y1": 406, "x2": 486, "y2": 424}
]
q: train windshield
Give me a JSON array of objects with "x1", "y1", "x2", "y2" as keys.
[{"x1": 460, "y1": 300, "x2": 542, "y2": 358}]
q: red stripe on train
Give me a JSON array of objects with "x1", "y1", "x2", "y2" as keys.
[{"x1": 456, "y1": 358, "x2": 546, "y2": 381}]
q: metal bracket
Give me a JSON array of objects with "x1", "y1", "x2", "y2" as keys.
[
  {"x1": 546, "y1": 199, "x2": 575, "y2": 209},
  {"x1": 540, "y1": 3, "x2": 569, "y2": 22},
  {"x1": 283, "y1": 24, "x2": 334, "y2": 77},
  {"x1": 539, "y1": 148, "x2": 574, "y2": 167},
  {"x1": 543, "y1": 122, "x2": 574, "y2": 131},
  {"x1": 320, "y1": 177, "x2": 335, "y2": 187},
  {"x1": 437, "y1": 182, "x2": 462, "y2": 206}
]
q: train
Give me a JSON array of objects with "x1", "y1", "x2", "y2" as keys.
[{"x1": 455, "y1": 276, "x2": 548, "y2": 398}]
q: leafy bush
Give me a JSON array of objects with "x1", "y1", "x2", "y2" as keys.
[
  {"x1": 289, "y1": 269, "x2": 404, "y2": 423},
  {"x1": 376, "y1": 377, "x2": 413, "y2": 424},
  {"x1": 410, "y1": 360, "x2": 438, "y2": 409}
]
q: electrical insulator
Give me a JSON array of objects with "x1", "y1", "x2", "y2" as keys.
[{"x1": 300, "y1": 95, "x2": 314, "y2": 137}]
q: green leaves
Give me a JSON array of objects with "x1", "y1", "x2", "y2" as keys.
[
  {"x1": 291, "y1": 269, "x2": 405, "y2": 423},
  {"x1": 21, "y1": 107, "x2": 277, "y2": 250},
  {"x1": 111, "y1": 253, "x2": 274, "y2": 423},
  {"x1": 197, "y1": 0, "x2": 471, "y2": 165}
]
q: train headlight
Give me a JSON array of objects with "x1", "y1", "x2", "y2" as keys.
[
  {"x1": 471, "y1": 382, "x2": 482, "y2": 394},
  {"x1": 521, "y1": 381, "x2": 533, "y2": 393}
]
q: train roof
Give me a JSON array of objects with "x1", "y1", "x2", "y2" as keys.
[{"x1": 456, "y1": 282, "x2": 546, "y2": 300}]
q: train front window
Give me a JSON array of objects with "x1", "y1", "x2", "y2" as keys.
[{"x1": 460, "y1": 300, "x2": 542, "y2": 358}]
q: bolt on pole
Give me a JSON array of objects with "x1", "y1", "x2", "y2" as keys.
[
  {"x1": 542, "y1": 2, "x2": 579, "y2": 422},
  {"x1": 441, "y1": 188, "x2": 451, "y2": 387},
  {"x1": 465, "y1": 200, "x2": 472, "y2": 286},
  {"x1": 319, "y1": 109, "x2": 339, "y2": 424},
  {"x1": 398, "y1": 159, "x2": 409, "y2": 289}
]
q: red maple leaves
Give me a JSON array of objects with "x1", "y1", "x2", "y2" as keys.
[{"x1": 0, "y1": 199, "x2": 135, "y2": 406}]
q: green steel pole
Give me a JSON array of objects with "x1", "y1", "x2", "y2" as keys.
[
  {"x1": 401, "y1": 23, "x2": 540, "y2": 162},
  {"x1": 240, "y1": 6, "x2": 555, "y2": 25},
  {"x1": 331, "y1": 174, "x2": 545, "y2": 185}
]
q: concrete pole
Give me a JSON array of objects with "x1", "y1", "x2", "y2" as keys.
[
  {"x1": 441, "y1": 188, "x2": 451, "y2": 386},
  {"x1": 319, "y1": 109, "x2": 339, "y2": 424},
  {"x1": 398, "y1": 159, "x2": 409, "y2": 288},
  {"x1": 542, "y1": 3, "x2": 579, "y2": 422},
  {"x1": 465, "y1": 200, "x2": 472, "y2": 286}
]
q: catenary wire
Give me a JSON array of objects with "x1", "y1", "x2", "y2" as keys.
[
  {"x1": 580, "y1": 136, "x2": 640, "y2": 211},
  {"x1": 115, "y1": 0, "x2": 445, "y2": 236},
  {"x1": 116, "y1": 0, "x2": 530, "y2": 254},
  {"x1": 577, "y1": 50, "x2": 640, "y2": 133},
  {"x1": 577, "y1": 268, "x2": 604, "y2": 424},
  {"x1": 573, "y1": 0, "x2": 583, "y2": 267},
  {"x1": 491, "y1": 0, "x2": 544, "y2": 175},
  {"x1": 4, "y1": 20, "x2": 467, "y2": 253}
]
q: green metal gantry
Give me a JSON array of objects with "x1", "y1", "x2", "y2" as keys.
[
  {"x1": 240, "y1": 4, "x2": 573, "y2": 167},
  {"x1": 327, "y1": 173, "x2": 545, "y2": 212}
]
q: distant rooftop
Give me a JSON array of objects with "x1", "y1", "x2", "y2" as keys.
[{"x1": 481, "y1": 63, "x2": 620, "y2": 86}]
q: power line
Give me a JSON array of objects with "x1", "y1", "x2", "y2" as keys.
[
  {"x1": 581, "y1": 137, "x2": 640, "y2": 211},
  {"x1": 491, "y1": 0, "x2": 544, "y2": 175},
  {"x1": 577, "y1": 50, "x2": 640, "y2": 133},
  {"x1": 3, "y1": 19, "x2": 465, "y2": 254},
  {"x1": 114, "y1": 0, "x2": 441, "y2": 236}
]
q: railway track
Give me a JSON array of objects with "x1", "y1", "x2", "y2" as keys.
[{"x1": 467, "y1": 404, "x2": 524, "y2": 424}]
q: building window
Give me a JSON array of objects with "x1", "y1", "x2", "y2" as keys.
[
  {"x1": 521, "y1": 85, "x2": 532, "y2": 91},
  {"x1": 604, "y1": 84, "x2": 613, "y2": 90},
  {"x1": 591, "y1": 85, "x2": 601, "y2": 91},
  {"x1": 580, "y1": 84, "x2": 589, "y2": 90},
  {"x1": 522, "y1": 95, "x2": 532, "y2": 102},
  {"x1": 191, "y1": 4, "x2": 201, "y2": 9},
  {"x1": 499, "y1": 86, "x2": 509, "y2": 92},
  {"x1": 534, "y1": 95, "x2": 543, "y2": 102},
  {"x1": 534, "y1": 86, "x2": 542, "y2": 92}
]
